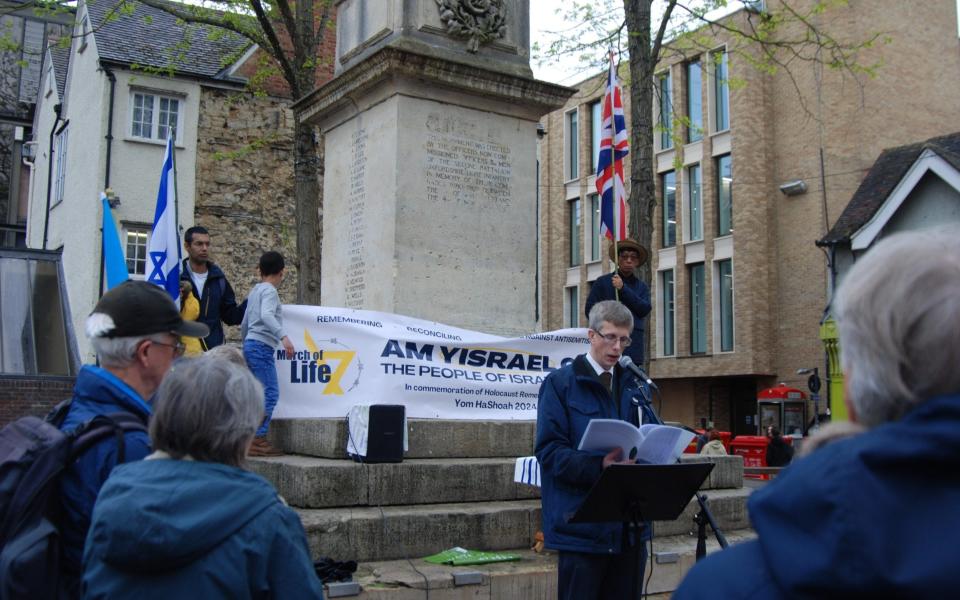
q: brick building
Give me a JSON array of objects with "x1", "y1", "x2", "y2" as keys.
[{"x1": 538, "y1": 0, "x2": 960, "y2": 434}]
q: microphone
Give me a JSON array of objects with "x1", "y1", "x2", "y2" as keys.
[{"x1": 618, "y1": 355, "x2": 656, "y2": 388}]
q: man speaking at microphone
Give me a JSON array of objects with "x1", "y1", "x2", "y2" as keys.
[{"x1": 536, "y1": 300, "x2": 657, "y2": 599}]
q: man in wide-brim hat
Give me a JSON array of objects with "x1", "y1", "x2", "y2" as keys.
[{"x1": 584, "y1": 237, "x2": 652, "y2": 365}]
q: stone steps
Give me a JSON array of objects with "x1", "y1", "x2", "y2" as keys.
[
  {"x1": 345, "y1": 532, "x2": 757, "y2": 600},
  {"x1": 267, "y1": 418, "x2": 536, "y2": 459},
  {"x1": 247, "y1": 452, "x2": 744, "y2": 509},
  {"x1": 257, "y1": 416, "x2": 755, "y2": 597},
  {"x1": 295, "y1": 488, "x2": 751, "y2": 563},
  {"x1": 246, "y1": 456, "x2": 540, "y2": 508}
]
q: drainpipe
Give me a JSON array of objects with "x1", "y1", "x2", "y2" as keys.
[
  {"x1": 104, "y1": 67, "x2": 116, "y2": 189},
  {"x1": 42, "y1": 103, "x2": 64, "y2": 250},
  {"x1": 98, "y1": 66, "x2": 118, "y2": 298}
]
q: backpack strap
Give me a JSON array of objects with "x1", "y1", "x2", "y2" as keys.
[
  {"x1": 70, "y1": 413, "x2": 148, "y2": 464},
  {"x1": 43, "y1": 398, "x2": 74, "y2": 428}
]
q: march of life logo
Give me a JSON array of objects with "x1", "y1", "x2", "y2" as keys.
[{"x1": 277, "y1": 330, "x2": 364, "y2": 395}]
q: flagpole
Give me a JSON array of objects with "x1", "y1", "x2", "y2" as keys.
[
  {"x1": 169, "y1": 133, "x2": 181, "y2": 251},
  {"x1": 609, "y1": 49, "x2": 620, "y2": 302}
]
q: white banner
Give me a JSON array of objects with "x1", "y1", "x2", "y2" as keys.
[{"x1": 272, "y1": 306, "x2": 590, "y2": 420}]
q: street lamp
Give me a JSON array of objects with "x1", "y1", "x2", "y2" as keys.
[{"x1": 797, "y1": 367, "x2": 822, "y2": 431}]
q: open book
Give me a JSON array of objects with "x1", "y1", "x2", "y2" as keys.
[{"x1": 577, "y1": 419, "x2": 695, "y2": 465}]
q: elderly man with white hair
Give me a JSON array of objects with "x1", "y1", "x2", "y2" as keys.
[
  {"x1": 58, "y1": 281, "x2": 208, "y2": 593},
  {"x1": 82, "y1": 355, "x2": 324, "y2": 598},
  {"x1": 675, "y1": 229, "x2": 960, "y2": 599}
]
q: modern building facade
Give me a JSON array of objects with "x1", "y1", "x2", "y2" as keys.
[{"x1": 539, "y1": 0, "x2": 960, "y2": 434}]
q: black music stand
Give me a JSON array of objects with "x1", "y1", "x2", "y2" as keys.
[{"x1": 570, "y1": 462, "x2": 714, "y2": 597}]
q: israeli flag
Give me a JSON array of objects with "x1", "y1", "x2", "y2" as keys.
[{"x1": 147, "y1": 136, "x2": 181, "y2": 307}]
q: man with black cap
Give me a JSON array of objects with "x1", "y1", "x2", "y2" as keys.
[
  {"x1": 58, "y1": 281, "x2": 208, "y2": 590},
  {"x1": 585, "y1": 237, "x2": 652, "y2": 365}
]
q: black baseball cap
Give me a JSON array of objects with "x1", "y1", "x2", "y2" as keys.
[{"x1": 89, "y1": 281, "x2": 210, "y2": 339}]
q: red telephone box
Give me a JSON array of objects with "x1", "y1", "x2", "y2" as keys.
[{"x1": 757, "y1": 384, "x2": 807, "y2": 437}]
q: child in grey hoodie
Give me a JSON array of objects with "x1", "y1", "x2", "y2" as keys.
[{"x1": 241, "y1": 251, "x2": 295, "y2": 457}]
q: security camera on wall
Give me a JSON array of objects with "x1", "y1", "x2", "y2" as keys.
[{"x1": 778, "y1": 180, "x2": 807, "y2": 196}]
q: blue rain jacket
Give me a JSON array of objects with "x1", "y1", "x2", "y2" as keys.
[
  {"x1": 675, "y1": 394, "x2": 960, "y2": 598},
  {"x1": 82, "y1": 458, "x2": 323, "y2": 599}
]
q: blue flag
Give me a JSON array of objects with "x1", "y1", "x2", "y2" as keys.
[
  {"x1": 101, "y1": 192, "x2": 129, "y2": 289},
  {"x1": 147, "y1": 136, "x2": 181, "y2": 306}
]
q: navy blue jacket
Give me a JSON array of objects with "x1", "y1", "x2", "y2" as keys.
[
  {"x1": 584, "y1": 271, "x2": 651, "y2": 364},
  {"x1": 535, "y1": 355, "x2": 657, "y2": 554},
  {"x1": 83, "y1": 458, "x2": 324, "y2": 599},
  {"x1": 675, "y1": 393, "x2": 960, "y2": 599},
  {"x1": 181, "y1": 259, "x2": 246, "y2": 350},
  {"x1": 59, "y1": 366, "x2": 152, "y2": 575}
]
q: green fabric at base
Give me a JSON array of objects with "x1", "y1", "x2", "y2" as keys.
[{"x1": 423, "y1": 547, "x2": 522, "y2": 565}]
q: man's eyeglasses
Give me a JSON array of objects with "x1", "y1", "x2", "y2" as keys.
[
  {"x1": 618, "y1": 252, "x2": 641, "y2": 262},
  {"x1": 151, "y1": 339, "x2": 186, "y2": 357},
  {"x1": 592, "y1": 330, "x2": 632, "y2": 347}
]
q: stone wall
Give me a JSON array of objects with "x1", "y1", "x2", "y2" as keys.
[
  {"x1": 193, "y1": 87, "x2": 306, "y2": 341},
  {"x1": 0, "y1": 375, "x2": 74, "y2": 428}
]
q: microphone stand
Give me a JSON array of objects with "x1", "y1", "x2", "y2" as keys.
[{"x1": 633, "y1": 374, "x2": 728, "y2": 560}]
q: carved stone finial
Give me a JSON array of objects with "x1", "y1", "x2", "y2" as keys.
[{"x1": 435, "y1": 0, "x2": 508, "y2": 53}]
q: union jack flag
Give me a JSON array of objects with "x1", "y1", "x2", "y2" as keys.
[{"x1": 595, "y1": 50, "x2": 629, "y2": 242}]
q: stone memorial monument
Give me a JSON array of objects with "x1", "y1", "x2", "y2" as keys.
[{"x1": 295, "y1": 0, "x2": 573, "y2": 335}]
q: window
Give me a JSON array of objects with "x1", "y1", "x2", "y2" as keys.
[
  {"x1": 565, "y1": 286, "x2": 579, "y2": 328},
  {"x1": 661, "y1": 270, "x2": 675, "y2": 356},
  {"x1": 690, "y1": 263, "x2": 706, "y2": 354},
  {"x1": 124, "y1": 227, "x2": 150, "y2": 277},
  {"x1": 589, "y1": 193, "x2": 602, "y2": 262},
  {"x1": 687, "y1": 164, "x2": 702, "y2": 241},
  {"x1": 658, "y1": 72, "x2": 672, "y2": 149},
  {"x1": 53, "y1": 127, "x2": 68, "y2": 206},
  {"x1": 661, "y1": 171, "x2": 676, "y2": 248},
  {"x1": 565, "y1": 109, "x2": 579, "y2": 180},
  {"x1": 713, "y1": 50, "x2": 729, "y2": 131},
  {"x1": 687, "y1": 60, "x2": 702, "y2": 142},
  {"x1": 131, "y1": 91, "x2": 181, "y2": 142},
  {"x1": 568, "y1": 197, "x2": 581, "y2": 267},
  {"x1": 590, "y1": 101, "x2": 602, "y2": 173},
  {"x1": 717, "y1": 154, "x2": 733, "y2": 236},
  {"x1": 717, "y1": 259, "x2": 734, "y2": 352}
]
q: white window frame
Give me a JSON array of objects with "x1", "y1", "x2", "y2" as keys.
[
  {"x1": 52, "y1": 127, "x2": 68, "y2": 207},
  {"x1": 129, "y1": 90, "x2": 183, "y2": 143},
  {"x1": 122, "y1": 224, "x2": 152, "y2": 280},
  {"x1": 564, "y1": 108, "x2": 579, "y2": 181}
]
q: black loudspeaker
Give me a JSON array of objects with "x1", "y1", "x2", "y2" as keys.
[{"x1": 353, "y1": 404, "x2": 405, "y2": 463}]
